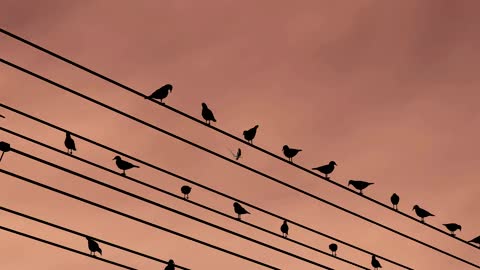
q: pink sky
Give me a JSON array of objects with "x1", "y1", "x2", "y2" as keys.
[{"x1": 1, "y1": 0, "x2": 479, "y2": 269}]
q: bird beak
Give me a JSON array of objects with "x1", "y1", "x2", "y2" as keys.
[{"x1": 112, "y1": 157, "x2": 116, "y2": 160}]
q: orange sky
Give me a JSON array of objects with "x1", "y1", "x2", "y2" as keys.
[{"x1": 1, "y1": 1, "x2": 479, "y2": 269}]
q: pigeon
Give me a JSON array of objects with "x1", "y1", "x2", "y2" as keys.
[
  {"x1": 228, "y1": 148, "x2": 242, "y2": 160},
  {"x1": 443, "y1": 223, "x2": 462, "y2": 236},
  {"x1": 371, "y1": 255, "x2": 382, "y2": 269},
  {"x1": 390, "y1": 193, "x2": 400, "y2": 211},
  {"x1": 282, "y1": 145, "x2": 302, "y2": 163},
  {"x1": 145, "y1": 84, "x2": 173, "y2": 103},
  {"x1": 312, "y1": 161, "x2": 337, "y2": 179},
  {"x1": 181, "y1": 185, "x2": 192, "y2": 199},
  {"x1": 328, "y1": 243, "x2": 338, "y2": 256},
  {"x1": 233, "y1": 202, "x2": 250, "y2": 220},
  {"x1": 412, "y1": 205, "x2": 434, "y2": 223},
  {"x1": 243, "y1": 125, "x2": 259, "y2": 144},
  {"x1": 280, "y1": 220, "x2": 289, "y2": 238},
  {"x1": 201, "y1": 103, "x2": 216, "y2": 125},
  {"x1": 113, "y1": 156, "x2": 139, "y2": 176},
  {"x1": 468, "y1": 236, "x2": 480, "y2": 247},
  {"x1": 164, "y1": 259, "x2": 175, "y2": 270},
  {"x1": 86, "y1": 237, "x2": 102, "y2": 256},
  {"x1": 347, "y1": 180, "x2": 374, "y2": 195},
  {"x1": 64, "y1": 131, "x2": 76, "y2": 155}
]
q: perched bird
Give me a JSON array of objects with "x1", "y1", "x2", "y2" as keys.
[
  {"x1": 280, "y1": 220, "x2": 289, "y2": 238},
  {"x1": 468, "y1": 236, "x2": 480, "y2": 247},
  {"x1": 347, "y1": 180, "x2": 374, "y2": 195},
  {"x1": 390, "y1": 193, "x2": 400, "y2": 211},
  {"x1": 443, "y1": 223, "x2": 462, "y2": 236},
  {"x1": 243, "y1": 125, "x2": 259, "y2": 144},
  {"x1": 201, "y1": 103, "x2": 216, "y2": 125},
  {"x1": 228, "y1": 148, "x2": 242, "y2": 160},
  {"x1": 164, "y1": 259, "x2": 175, "y2": 270},
  {"x1": 328, "y1": 243, "x2": 338, "y2": 256},
  {"x1": 233, "y1": 202, "x2": 250, "y2": 220},
  {"x1": 181, "y1": 185, "x2": 192, "y2": 199},
  {"x1": 312, "y1": 161, "x2": 337, "y2": 179},
  {"x1": 113, "y1": 156, "x2": 139, "y2": 176},
  {"x1": 145, "y1": 84, "x2": 173, "y2": 103},
  {"x1": 371, "y1": 255, "x2": 382, "y2": 269},
  {"x1": 412, "y1": 205, "x2": 434, "y2": 223},
  {"x1": 86, "y1": 237, "x2": 102, "y2": 256},
  {"x1": 64, "y1": 131, "x2": 76, "y2": 155},
  {"x1": 282, "y1": 145, "x2": 302, "y2": 163}
]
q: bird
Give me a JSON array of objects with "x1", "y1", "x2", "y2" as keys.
[
  {"x1": 443, "y1": 223, "x2": 462, "y2": 236},
  {"x1": 64, "y1": 131, "x2": 76, "y2": 155},
  {"x1": 113, "y1": 156, "x2": 139, "y2": 176},
  {"x1": 468, "y1": 236, "x2": 480, "y2": 247},
  {"x1": 328, "y1": 243, "x2": 338, "y2": 256},
  {"x1": 86, "y1": 237, "x2": 102, "y2": 257},
  {"x1": 243, "y1": 125, "x2": 259, "y2": 144},
  {"x1": 280, "y1": 220, "x2": 289, "y2": 238},
  {"x1": 145, "y1": 84, "x2": 173, "y2": 103},
  {"x1": 347, "y1": 180, "x2": 374, "y2": 195},
  {"x1": 282, "y1": 145, "x2": 302, "y2": 163},
  {"x1": 390, "y1": 193, "x2": 400, "y2": 211},
  {"x1": 164, "y1": 259, "x2": 175, "y2": 270},
  {"x1": 371, "y1": 255, "x2": 382, "y2": 269},
  {"x1": 228, "y1": 148, "x2": 242, "y2": 160},
  {"x1": 233, "y1": 202, "x2": 250, "y2": 220},
  {"x1": 412, "y1": 205, "x2": 434, "y2": 223},
  {"x1": 312, "y1": 161, "x2": 337, "y2": 179},
  {"x1": 201, "y1": 103, "x2": 216, "y2": 125},
  {"x1": 181, "y1": 185, "x2": 191, "y2": 199}
]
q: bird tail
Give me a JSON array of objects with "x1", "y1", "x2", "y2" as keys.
[
  {"x1": 134, "y1": 165, "x2": 140, "y2": 168},
  {"x1": 212, "y1": 119, "x2": 217, "y2": 122}
]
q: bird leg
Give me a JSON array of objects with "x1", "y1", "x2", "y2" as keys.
[
  {"x1": 421, "y1": 218, "x2": 425, "y2": 223},
  {"x1": 237, "y1": 214, "x2": 241, "y2": 220},
  {"x1": 121, "y1": 170, "x2": 126, "y2": 176}
]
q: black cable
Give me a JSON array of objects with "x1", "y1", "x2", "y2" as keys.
[
  {"x1": 0, "y1": 168, "x2": 281, "y2": 270},
  {"x1": 0, "y1": 60, "x2": 478, "y2": 269},
  {"x1": 1, "y1": 127, "x2": 372, "y2": 270},
  {"x1": 0, "y1": 225, "x2": 136, "y2": 269},
  {"x1": 0, "y1": 206, "x2": 190, "y2": 270},
  {"x1": 0, "y1": 106, "x2": 413, "y2": 270},
  {"x1": 1, "y1": 27, "x2": 475, "y2": 251}
]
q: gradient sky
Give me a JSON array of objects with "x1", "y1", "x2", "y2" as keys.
[{"x1": 1, "y1": 1, "x2": 479, "y2": 269}]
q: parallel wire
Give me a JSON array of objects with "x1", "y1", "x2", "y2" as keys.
[
  {"x1": 0, "y1": 105, "x2": 413, "y2": 269},
  {"x1": 0, "y1": 206, "x2": 191, "y2": 270},
  {"x1": 0, "y1": 225, "x2": 136, "y2": 269},
  {"x1": 1, "y1": 27, "x2": 476, "y2": 250},
  {"x1": 0, "y1": 168, "x2": 281, "y2": 270},
  {"x1": 1, "y1": 127, "x2": 371, "y2": 270},
  {"x1": 1, "y1": 60, "x2": 478, "y2": 269}
]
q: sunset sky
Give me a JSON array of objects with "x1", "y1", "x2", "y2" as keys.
[{"x1": 1, "y1": 1, "x2": 479, "y2": 269}]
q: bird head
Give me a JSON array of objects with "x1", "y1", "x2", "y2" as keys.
[
  {"x1": 166, "y1": 84, "x2": 173, "y2": 92},
  {"x1": 113, "y1": 156, "x2": 121, "y2": 160},
  {"x1": 201, "y1": 102, "x2": 207, "y2": 108},
  {"x1": 66, "y1": 131, "x2": 71, "y2": 136},
  {"x1": 254, "y1": 125, "x2": 259, "y2": 129},
  {"x1": 283, "y1": 220, "x2": 288, "y2": 224},
  {"x1": 98, "y1": 247, "x2": 102, "y2": 255},
  {"x1": 330, "y1": 161, "x2": 337, "y2": 166},
  {"x1": 458, "y1": 225, "x2": 462, "y2": 231},
  {"x1": 168, "y1": 259, "x2": 175, "y2": 265},
  {"x1": 412, "y1": 205, "x2": 419, "y2": 211},
  {"x1": 282, "y1": 145, "x2": 289, "y2": 151},
  {"x1": 348, "y1": 180, "x2": 353, "y2": 186}
]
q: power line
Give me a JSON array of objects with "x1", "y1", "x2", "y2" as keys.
[
  {"x1": 1, "y1": 127, "x2": 373, "y2": 270},
  {"x1": 0, "y1": 225, "x2": 136, "y2": 269},
  {"x1": 1, "y1": 28, "x2": 475, "y2": 251},
  {"x1": 0, "y1": 168, "x2": 281, "y2": 270},
  {"x1": 0, "y1": 105, "x2": 413, "y2": 270},
  {"x1": 0, "y1": 60, "x2": 478, "y2": 269},
  {"x1": 7, "y1": 146, "x2": 335, "y2": 270},
  {"x1": 0, "y1": 206, "x2": 191, "y2": 270}
]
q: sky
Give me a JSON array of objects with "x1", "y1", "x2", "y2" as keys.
[{"x1": 1, "y1": 0, "x2": 479, "y2": 269}]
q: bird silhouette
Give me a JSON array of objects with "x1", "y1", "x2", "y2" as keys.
[
  {"x1": 443, "y1": 223, "x2": 462, "y2": 236},
  {"x1": 468, "y1": 236, "x2": 480, "y2": 247},
  {"x1": 201, "y1": 103, "x2": 216, "y2": 125},
  {"x1": 181, "y1": 185, "x2": 191, "y2": 199},
  {"x1": 145, "y1": 84, "x2": 173, "y2": 103},
  {"x1": 64, "y1": 131, "x2": 76, "y2": 155},
  {"x1": 233, "y1": 202, "x2": 250, "y2": 220},
  {"x1": 282, "y1": 145, "x2": 302, "y2": 163},
  {"x1": 412, "y1": 205, "x2": 434, "y2": 223},
  {"x1": 86, "y1": 237, "x2": 102, "y2": 257},
  {"x1": 243, "y1": 125, "x2": 259, "y2": 144},
  {"x1": 347, "y1": 180, "x2": 374, "y2": 195},
  {"x1": 228, "y1": 148, "x2": 242, "y2": 160},
  {"x1": 390, "y1": 193, "x2": 400, "y2": 211},
  {"x1": 164, "y1": 259, "x2": 175, "y2": 270},
  {"x1": 312, "y1": 161, "x2": 337, "y2": 179},
  {"x1": 113, "y1": 156, "x2": 139, "y2": 176},
  {"x1": 371, "y1": 255, "x2": 382, "y2": 269},
  {"x1": 280, "y1": 220, "x2": 289, "y2": 238},
  {"x1": 328, "y1": 243, "x2": 338, "y2": 256}
]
